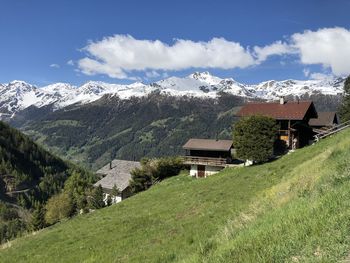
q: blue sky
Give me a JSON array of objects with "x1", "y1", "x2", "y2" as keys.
[{"x1": 0, "y1": 0, "x2": 350, "y2": 86}]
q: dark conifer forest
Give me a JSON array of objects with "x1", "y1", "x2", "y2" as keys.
[{"x1": 0, "y1": 121, "x2": 95, "y2": 243}]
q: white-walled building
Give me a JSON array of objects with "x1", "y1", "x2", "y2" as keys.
[
  {"x1": 94, "y1": 159, "x2": 141, "y2": 204},
  {"x1": 183, "y1": 139, "x2": 234, "y2": 178}
]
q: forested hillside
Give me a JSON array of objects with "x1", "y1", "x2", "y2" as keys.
[
  {"x1": 13, "y1": 94, "x2": 246, "y2": 170},
  {"x1": 11, "y1": 93, "x2": 341, "y2": 170},
  {"x1": 0, "y1": 121, "x2": 94, "y2": 243}
]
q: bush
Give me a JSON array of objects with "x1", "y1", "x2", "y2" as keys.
[
  {"x1": 233, "y1": 115, "x2": 278, "y2": 163},
  {"x1": 45, "y1": 192, "x2": 74, "y2": 225},
  {"x1": 130, "y1": 157, "x2": 185, "y2": 193}
]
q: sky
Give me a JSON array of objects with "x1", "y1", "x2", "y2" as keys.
[{"x1": 0, "y1": 0, "x2": 350, "y2": 86}]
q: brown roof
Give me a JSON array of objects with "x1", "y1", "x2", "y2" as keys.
[
  {"x1": 309, "y1": 112, "x2": 339, "y2": 127},
  {"x1": 237, "y1": 101, "x2": 317, "y2": 120},
  {"x1": 183, "y1": 139, "x2": 233, "y2": 151}
]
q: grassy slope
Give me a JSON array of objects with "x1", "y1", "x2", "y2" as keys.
[{"x1": 1, "y1": 129, "x2": 350, "y2": 262}]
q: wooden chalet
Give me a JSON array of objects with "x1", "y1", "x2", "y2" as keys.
[
  {"x1": 94, "y1": 159, "x2": 141, "y2": 204},
  {"x1": 237, "y1": 98, "x2": 318, "y2": 149},
  {"x1": 309, "y1": 112, "x2": 339, "y2": 132},
  {"x1": 183, "y1": 139, "x2": 233, "y2": 178}
]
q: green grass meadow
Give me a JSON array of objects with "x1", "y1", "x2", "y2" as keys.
[{"x1": 2, "y1": 129, "x2": 350, "y2": 262}]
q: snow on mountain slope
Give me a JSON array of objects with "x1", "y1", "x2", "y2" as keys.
[
  {"x1": 0, "y1": 81, "x2": 41, "y2": 115},
  {"x1": 252, "y1": 78, "x2": 345, "y2": 98},
  {"x1": 0, "y1": 72, "x2": 345, "y2": 118}
]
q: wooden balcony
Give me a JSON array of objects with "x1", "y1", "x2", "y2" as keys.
[{"x1": 182, "y1": 156, "x2": 228, "y2": 167}]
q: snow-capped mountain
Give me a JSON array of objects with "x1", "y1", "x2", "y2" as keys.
[{"x1": 0, "y1": 72, "x2": 345, "y2": 118}]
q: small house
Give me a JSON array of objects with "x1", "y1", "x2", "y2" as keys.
[
  {"x1": 94, "y1": 159, "x2": 141, "y2": 204},
  {"x1": 309, "y1": 112, "x2": 339, "y2": 131},
  {"x1": 183, "y1": 138, "x2": 233, "y2": 178},
  {"x1": 237, "y1": 98, "x2": 318, "y2": 149}
]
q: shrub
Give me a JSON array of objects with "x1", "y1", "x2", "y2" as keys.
[
  {"x1": 45, "y1": 192, "x2": 74, "y2": 225},
  {"x1": 130, "y1": 157, "x2": 185, "y2": 193}
]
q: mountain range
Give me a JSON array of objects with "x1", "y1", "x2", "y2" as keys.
[
  {"x1": 0, "y1": 72, "x2": 345, "y2": 118},
  {"x1": 0, "y1": 72, "x2": 344, "y2": 170}
]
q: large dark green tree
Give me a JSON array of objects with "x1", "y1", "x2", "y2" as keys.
[
  {"x1": 339, "y1": 76, "x2": 350, "y2": 122},
  {"x1": 233, "y1": 115, "x2": 278, "y2": 163}
]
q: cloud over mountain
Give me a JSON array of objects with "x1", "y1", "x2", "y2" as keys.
[
  {"x1": 78, "y1": 35, "x2": 255, "y2": 79},
  {"x1": 78, "y1": 27, "x2": 350, "y2": 79},
  {"x1": 291, "y1": 27, "x2": 350, "y2": 76}
]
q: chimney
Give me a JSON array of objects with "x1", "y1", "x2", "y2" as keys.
[{"x1": 279, "y1": 96, "x2": 285, "y2": 105}]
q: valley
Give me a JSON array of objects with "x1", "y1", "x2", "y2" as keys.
[{"x1": 0, "y1": 72, "x2": 343, "y2": 170}]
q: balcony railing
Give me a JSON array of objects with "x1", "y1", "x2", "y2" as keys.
[{"x1": 182, "y1": 156, "x2": 228, "y2": 167}]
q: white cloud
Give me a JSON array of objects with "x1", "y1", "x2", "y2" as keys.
[
  {"x1": 291, "y1": 27, "x2": 350, "y2": 76},
  {"x1": 253, "y1": 41, "x2": 294, "y2": 62},
  {"x1": 309, "y1": 72, "x2": 333, "y2": 80},
  {"x1": 49, "y1": 63, "x2": 60, "y2": 69},
  {"x1": 303, "y1": 68, "x2": 333, "y2": 80},
  {"x1": 254, "y1": 27, "x2": 350, "y2": 76},
  {"x1": 145, "y1": 70, "x2": 161, "y2": 78},
  {"x1": 77, "y1": 28, "x2": 350, "y2": 79},
  {"x1": 78, "y1": 35, "x2": 255, "y2": 79},
  {"x1": 67, "y1": 60, "x2": 74, "y2": 66}
]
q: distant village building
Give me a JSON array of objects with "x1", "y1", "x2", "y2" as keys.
[
  {"x1": 183, "y1": 139, "x2": 234, "y2": 178},
  {"x1": 94, "y1": 160, "x2": 141, "y2": 204},
  {"x1": 237, "y1": 98, "x2": 318, "y2": 149},
  {"x1": 309, "y1": 112, "x2": 340, "y2": 131}
]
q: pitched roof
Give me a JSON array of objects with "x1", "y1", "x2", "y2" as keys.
[
  {"x1": 309, "y1": 112, "x2": 339, "y2": 127},
  {"x1": 94, "y1": 160, "x2": 141, "y2": 191},
  {"x1": 183, "y1": 139, "x2": 233, "y2": 151},
  {"x1": 237, "y1": 101, "x2": 317, "y2": 120}
]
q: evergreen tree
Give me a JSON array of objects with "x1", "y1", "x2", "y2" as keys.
[
  {"x1": 90, "y1": 185, "x2": 105, "y2": 209},
  {"x1": 130, "y1": 168, "x2": 153, "y2": 193},
  {"x1": 106, "y1": 195, "x2": 112, "y2": 206},
  {"x1": 233, "y1": 115, "x2": 278, "y2": 163},
  {"x1": 31, "y1": 205, "x2": 45, "y2": 230},
  {"x1": 111, "y1": 184, "x2": 120, "y2": 197},
  {"x1": 339, "y1": 76, "x2": 350, "y2": 122}
]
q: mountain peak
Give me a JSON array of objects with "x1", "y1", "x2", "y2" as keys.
[
  {"x1": 188, "y1": 71, "x2": 222, "y2": 85},
  {"x1": 0, "y1": 74, "x2": 345, "y2": 120},
  {"x1": 8, "y1": 80, "x2": 35, "y2": 89},
  {"x1": 189, "y1": 71, "x2": 212, "y2": 79}
]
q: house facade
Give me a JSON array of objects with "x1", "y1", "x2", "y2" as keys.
[
  {"x1": 183, "y1": 139, "x2": 233, "y2": 178},
  {"x1": 94, "y1": 159, "x2": 141, "y2": 204},
  {"x1": 237, "y1": 98, "x2": 318, "y2": 149}
]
